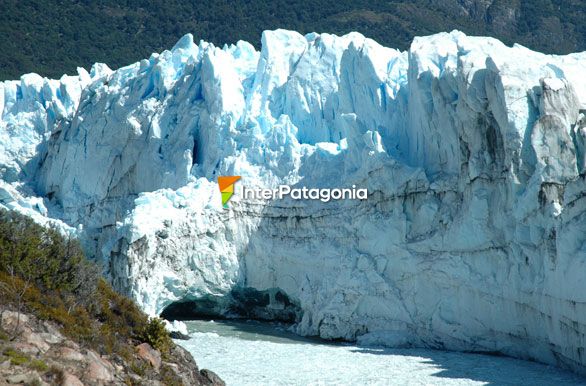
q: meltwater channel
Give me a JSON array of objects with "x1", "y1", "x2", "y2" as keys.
[{"x1": 176, "y1": 320, "x2": 585, "y2": 386}]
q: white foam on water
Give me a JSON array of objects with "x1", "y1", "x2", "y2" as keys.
[{"x1": 177, "y1": 320, "x2": 586, "y2": 386}]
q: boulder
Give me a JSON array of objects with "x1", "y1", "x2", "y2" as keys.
[
  {"x1": 136, "y1": 343, "x2": 162, "y2": 371},
  {"x1": 61, "y1": 371, "x2": 84, "y2": 386}
]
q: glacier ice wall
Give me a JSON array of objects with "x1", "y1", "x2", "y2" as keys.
[{"x1": 2, "y1": 29, "x2": 586, "y2": 373}]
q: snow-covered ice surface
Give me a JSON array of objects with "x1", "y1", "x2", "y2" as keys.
[
  {"x1": 178, "y1": 320, "x2": 586, "y2": 386},
  {"x1": 3, "y1": 29, "x2": 586, "y2": 374}
]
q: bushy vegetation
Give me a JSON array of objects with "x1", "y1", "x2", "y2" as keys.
[
  {"x1": 0, "y1": 210, "x2": 98, "y2": 298},
  {"x1": 138, "y1": 316, "x2": 173, "y2": 353},
  {"x1": 2, "y1": 346, "x2": 48, "y2": 373},
  {"x1": 0, "y1": 208, "x2": 172, "y2": 361},
  {"x1": 1, "y1": 0, "x2": 586, "y2": 80},
  {"x1": 3, "y1": 347, "x2": 30, "y2": 366}
]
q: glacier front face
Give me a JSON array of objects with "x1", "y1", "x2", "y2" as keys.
[{"x1": 2, "y1": 29, "x2": 586, "y2": 373}]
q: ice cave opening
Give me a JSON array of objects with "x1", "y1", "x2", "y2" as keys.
[{"x1": 160, "y1": 287, "x2": 301, "y2": 323}]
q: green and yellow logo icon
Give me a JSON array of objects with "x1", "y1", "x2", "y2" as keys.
[{"x1": 218, "y1": 176, "x2": 241, "y2": 208}]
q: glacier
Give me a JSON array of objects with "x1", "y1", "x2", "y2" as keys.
[{"x1": 2, "y1": 29, "x2": 586, "y2": 374}]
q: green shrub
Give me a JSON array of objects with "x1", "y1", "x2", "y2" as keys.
[
  {"x1": 138, "y1": 317, "x2": 172, "y2": 354},
  {"x1": 0, "y1": 209, "x2": 99, "y2": 301},
  {"x1": 30, "y1": 359, "x2": 49, "y2": 372},
  {"x1": 3, "y1": 347, "x2": 30, "y2": 366},
  {"x1": 96, "y1": 279, "x2": 149, "y2": 339}
]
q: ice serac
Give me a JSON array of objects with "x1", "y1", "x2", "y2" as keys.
[
  {"x1": 0, "y1": 64, "x2": 111, "y2": 231},
  {"x1": 3, "y1": 30, "x2": 586, "y2": 374}
]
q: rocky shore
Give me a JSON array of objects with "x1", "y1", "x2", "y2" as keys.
[{"x1": 0, "y1": 309, "x2": 224, "y2": 385}]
